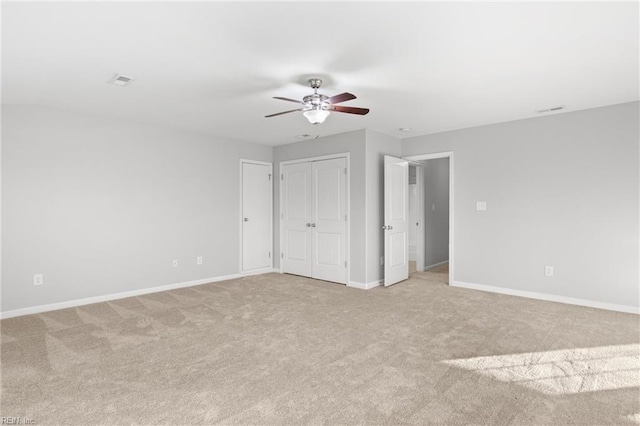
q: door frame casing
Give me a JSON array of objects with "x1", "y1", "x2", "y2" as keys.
[
  {"x1": 239, "y1": 159, "x2": 274, "y2": 275},
  {"x1": 404, "y1": 151, "x2": 454, "y2": 286},
  {"x1": 278, "y1": 152, "x2": 350, "y2": 285}
]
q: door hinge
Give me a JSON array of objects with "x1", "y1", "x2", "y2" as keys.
[
  {"x1": 281, "y1": 213, "x2": 284, "y2": 219},
  {"x1": 268, "y1": 174, "x2": 271, "y2": 181},
  {"x1": 344, "y1": 261, "x2": 347, "y2": 267},
  {"x1": 269, "y1": 251, "x2": 271, "y2": 258},
  {"x1": 281, "y1": 174, "x2": 284, "y2": 180},
  {"x1": 281, "y1": 253, "x2": 284, "y2": 259}
]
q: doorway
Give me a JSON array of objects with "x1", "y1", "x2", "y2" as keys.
[
  {"x1": 383, "y1": 153, "x2": 453, "y2": 286},
  {"x1": 405, "y1": 152, "x2": 454, "y2": 286},
  {"x1": 418, "y1": 157, "x2": 450, "y2": 272}
]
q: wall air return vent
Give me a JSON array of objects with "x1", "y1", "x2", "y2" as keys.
[
  {"x1": 536, "y1": 105, "x2": 566, "y2": 114},
  {"x1": 108, "y1": 74, "x2": 135, "y2": 87}
]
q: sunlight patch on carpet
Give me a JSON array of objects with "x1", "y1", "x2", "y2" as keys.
[
  {"x1": 625, "y1": 412, "x2": 640, "y2": 424},
  {"x1": 443, "y1": 344, "x2": 640, "y2": 395}
]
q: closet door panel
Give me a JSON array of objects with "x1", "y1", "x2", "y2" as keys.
[
  {"x1": 282, "y1": 162, "x2": 312, "y2": 277},
  {"x1": 311, "y1": 158, "x2": 347, "y2": 284}
]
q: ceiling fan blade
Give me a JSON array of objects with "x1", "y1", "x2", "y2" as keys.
[
  {"x1": 273, "y1": 96, "x2": 304, "y2": 104},
  {"x1": 327, "y1": 92, "x2": 356, "y2": 104},
  {"x1": 330, "y1": 105, "x2": 370, "y2": 115},
  {"x1": 265, "y1": 108, "x2": 304, "y2": 118}
]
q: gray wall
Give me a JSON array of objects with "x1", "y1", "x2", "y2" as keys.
[
  {"x1": 272, "y1": 130, "x2": 367, "y2": 283},
  {"x1": 4, "y1": 102, "x2": 636, "y2": 312},
  {"x1": 422, "y1": 158, "x2": 450, "y2": 268},
  {"x1": 2, "y1": 105, "x2": 272, "y2": 312},
  {"x1": 403, "y1": 102, "x2": 640, "y2": 308}
]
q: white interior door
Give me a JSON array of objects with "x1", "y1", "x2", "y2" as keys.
[
  {"x1": 384, "y1": 155, "x2": 409, "y2": 286},
  {"x1": 242, "y1": 162, "x2": 272, "y2": 271},
  {"x1": 282, "y1": 162, "x2": 313, "y2": 277},
  {"x1": 312, "y1": 158, "x2": 347, "y2": 284}
]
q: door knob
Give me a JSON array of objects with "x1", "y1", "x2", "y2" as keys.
[
  {"x1": 310, "y1": 223, "x2": 316, "y2": 227},
  {"x1": 306, "y1": 223, "x2": 311, "y2": 227},
  {"x1": 388, "y1": 225, "x2": 393, "y2": 230},
  {"x1": 244, "y1": 218, "x2": 249, "y2": 222}
]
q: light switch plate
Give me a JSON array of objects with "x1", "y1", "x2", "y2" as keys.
[{"x1": 476, "y1": 201, "x2": 487, "y2": 211}]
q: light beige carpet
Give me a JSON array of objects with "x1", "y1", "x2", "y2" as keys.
[{"x1": 1, "y1": 271, "x2": 639, "y2": 425}]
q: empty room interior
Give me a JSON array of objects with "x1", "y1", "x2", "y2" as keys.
[{"x1": 1, "y1": 1, "x2": 639, "y2": 425}]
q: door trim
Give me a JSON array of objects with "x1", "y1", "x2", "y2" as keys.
[
  {"x1": 278, "y1": 152, "x2": 350, "y2": 285},
  {"x1": 404, "y1": 151, "x2": 454, "y2": 286},
  {"x1": 239, "y1": 159, "x2": 273, "y2": 273}
]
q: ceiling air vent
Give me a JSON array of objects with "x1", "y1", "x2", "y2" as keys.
[
  {"x1": 108, "y1": 74, "x2": 135, "y2": 87},
  {"x1": 536, "y1": 105, "x2": 566, "y2": 114}
]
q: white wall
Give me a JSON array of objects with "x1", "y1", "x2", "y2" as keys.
[
  {"x1": 2, "y1": 105, "x2": 272, "y2": 313},
  {"x1": 403, "y1": 102, "x2": 639, "y2": 310},
  {"x1": 422, "y1": 158, "x2": 450, "y2": 268}
]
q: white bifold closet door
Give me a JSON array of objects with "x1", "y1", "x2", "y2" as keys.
[{"x1": 282, "y1": 157, "x2": 347, "y2": 284}]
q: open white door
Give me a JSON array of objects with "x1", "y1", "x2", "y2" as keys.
[{"x1": 384, "y1": 155, "x2": 409, "y2": 286}]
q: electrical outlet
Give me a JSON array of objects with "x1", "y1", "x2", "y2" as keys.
[
  {"x1": 196, "y1": 256, "x2": 203, "y2": 265},
  {"x1": 545, "y1": 266, "x2": 554, "y2": 277},
  {"x1": 33, "y1": 274, "x2": 44, "y2": 286},
  {"x1": 476, "y1": 201, "x2": 487, "y2": 211},
  {"x1": 172, "y1": 259, "x2": 178, "y2": 268}
]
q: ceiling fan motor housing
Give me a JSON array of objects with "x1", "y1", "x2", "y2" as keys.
[{"x1": 303, "y1": 93, "x2": 329, "y2": 109}]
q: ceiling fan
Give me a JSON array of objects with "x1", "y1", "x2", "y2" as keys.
[{"x1": 265, "y1": 78, "x2": 370, "y2": 125}]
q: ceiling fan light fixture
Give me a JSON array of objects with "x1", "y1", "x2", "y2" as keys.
[
  {"x1": 267, "y1": 78, "x2": 368, "y2": 122},
  {"x1": 303, "y1": 108, "x2": 330, "y2": 124}
]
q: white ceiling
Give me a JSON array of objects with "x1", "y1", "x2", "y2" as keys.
[{"x1": 2, "y1": 2, "x2": 638, "y2": 146}]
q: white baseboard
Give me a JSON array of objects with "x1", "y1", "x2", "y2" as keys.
[
  {"x1": 347, "y1": 280, "x2": 383, "y2": 290},
  {"x1": 0, "y1": 272, "x2": 257, "y2": 320},
  {"x1": 452, "y1": 280, "x2": 639, "y2": 315},
  {"x1": 240, "y1": 267, "x2": 277, "y2": 277},
  {"x1": 424, "y1": 260, "x2": 449, "y2": 271}
]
